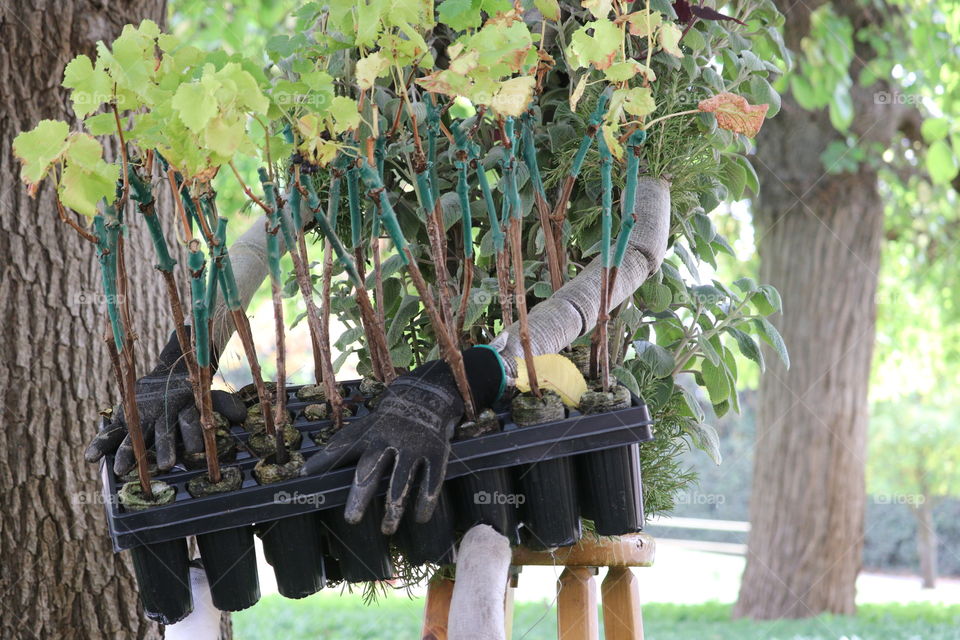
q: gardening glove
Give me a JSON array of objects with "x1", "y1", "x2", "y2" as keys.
[
  {"x1": 303, "y1": 346, "x2": 506, "y2": 535},
  {"x1": 84, "y1": 330, "x2": 244, "y2": 474}
]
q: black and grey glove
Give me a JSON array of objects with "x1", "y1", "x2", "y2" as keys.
[
  {"x1": 303, "y1": 346, "x2": 506, "y2": 535},
  {"x1": 84, "y1": 330, "x2": 245, "y2": 474}
]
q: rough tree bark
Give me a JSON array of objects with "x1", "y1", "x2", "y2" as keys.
[
  {"x1": 0, "y1": 3, "x2": 191, "y2": 639},
  {"x1": 734, "y1": 0, "x2": 915, "y2": 618}
]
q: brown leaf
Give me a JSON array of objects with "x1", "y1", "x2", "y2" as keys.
[{"x1": 698, "y1": 92, "x2": 768, "y2": 137}]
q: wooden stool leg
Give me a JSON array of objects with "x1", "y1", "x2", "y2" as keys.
[
  {"x1": 557, "y1": 567, "x2": 599, "y2": 640},
  {"x1": 601, "y1": 567, "x2": 643, "y2": 640},
  {"x1": 422, "y1": 576, "x2": 456, "y2": 640}
]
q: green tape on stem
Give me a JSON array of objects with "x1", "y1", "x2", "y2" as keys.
[
  {"x1": 612, "y1": 130, "x2": 647, "y2": 267},
  {"x1": 188, "y1": 249, "x2": 211, "y2": 368},
  {"x1": 359, "y1": 163, "x2": 409, "y2": 264}
]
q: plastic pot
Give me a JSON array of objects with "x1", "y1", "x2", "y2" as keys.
[
  {"x1": 577, "y1": 443, "x2": 644, "y2": 536},
  {"x1": 187, "y1": 467, "x2": 260, "y2": 611},
  {"x1": 516, "y1": 457, "x2": 582, "y2": 550},
  {"x1": 321, "y1": 502, "x2": 394, "y2": 582},
  {"x1": 451, "y1": 468, "x2": 521, "y2": 545},
  {"x1": 394, "y1": 486, "x2": 457, "y2": 566},
  {"x1": 119, "y1": 480, "x2": 192, "y2": 624},
  {"x1": 512, "y1": 392, "x2": 581, "y2": 549},
  {"x1": 257, "y1": 513, "x2": 326, "y2": 598},
  {"x1": 254, "y1": 452, "x2": 326, "y2": 598},
  {"x1": 577, "y1": 385, "x2": 644, "y2": 536}
]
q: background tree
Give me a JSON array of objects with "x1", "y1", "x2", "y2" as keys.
[
  {"x1": 0, "y1": 2, "x2": 186, "y2": 638},
  {"x1": 736, "y1": 0, "x2": 960, "y2": 618},
  {"x1": 868, "y1": 400, "x2": 960, "y2": 589}
]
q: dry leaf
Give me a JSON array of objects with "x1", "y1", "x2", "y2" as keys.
[
  {"x1": 514, "y1": 354, "x2": 588, "y2": 407},
  {"x1": 698, "y1": 92, "x2": 769, "y2": 137}
]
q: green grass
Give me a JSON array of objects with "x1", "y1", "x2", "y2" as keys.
[{"x1": 233, "y1": 594, "x2": 960, "y2": 639}]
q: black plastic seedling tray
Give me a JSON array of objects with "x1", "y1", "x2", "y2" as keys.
[{"x1": 100, "y1": 381, "x2": 654, "y2": 551}]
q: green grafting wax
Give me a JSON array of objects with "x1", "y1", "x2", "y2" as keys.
[
  {"x1": 470, "y1": 142, "x2": 503, "y2": 251},
  {"x1": 212, "y1": 217, "x2": 241, "y2": 310},
  {"x1": 288, "y1": 173, "x2": 303, "y2": 232},
  {"x1": 93, "y1": 213, "x2": 124, "y2": 353},
  {"x1": 452, "y1": 124, "x2": 476, "y2": 257},
  {"x1": 502, "y1": 118, "x2": 521, "y2": 221},
  {"x1": 426, "y1": 99, "x2": 441, "y2": 197},
  {"x1": 597, "y1": 131, "x2": 613, "y2": 269},
  {"x1": 188, "y1": 249, "x2": 211, "y2": 368},
  {"x1": 359, "y1": 163, "x2": 409, "y2": 263},
  {"x1": 302, "y1": 180, "x2": 365, "y2": 284},
  {"x1": 520, "y1": 113, "x2": 546, "y2": 201},
  {"x1": 568, "y1": 92, "x2": 612, "y2": 180},
  {"x1": 613, "y1": 129, "x2": 648, "y2": 267},
  {"x1": 204, "y1": 252, "x2": 220, "y2": 319},
  {"x1": 258, "y1": 168, "x2": 283, "y2": 286},
  {"x1": 415, "y1": 169, "x2": 435, "y2": 221},
  {"x1": 347, "y1": 165, "x2": 362, "y2": 250}
]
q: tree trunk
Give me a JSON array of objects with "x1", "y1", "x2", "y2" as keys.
[
  {"x1": 734, "y1": 0, "x2": 912, "y2": 619},
  {"x1": 0, "y1": 3, "x2": 184, "y2": 638},
  {"x1": 914, "y1": 500, "x2": 938, "y2": 589}
]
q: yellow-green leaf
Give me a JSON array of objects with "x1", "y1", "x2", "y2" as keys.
[
  {"x1": 12, "y1": 120, "x2": 70, "y2": 187},
  {"x1": 514, "y1": 354, "x2": 589, "y2": 407}
]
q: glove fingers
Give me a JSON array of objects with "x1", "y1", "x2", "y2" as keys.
[
  {"x1": 414, "y1": 450, "x2": 450, "y2": 524},
  {"x1": 155, "y1": 404, "x2": 180, "y2": 471},
  {"x1": 343, "y1": 446, "x2": 394, "y2": 525},
  {"x1": 84, "y1": 414, "x2": 127, "y2": 463},
  {"x1": 381, "y1": 456, "x2": 421, "y2": 535},
  {"x1": 211, "y1": 390, "x2": 247, "y2": 424},
  {"x1": 302, "y1": 419, "x2": 372, "y2": 476},
  {"x1": 113, "y1": 423, "x2": 155, "y2": 476},
  {"x1": 178, "y1": 405, "x2": 205, "y2": 455}
]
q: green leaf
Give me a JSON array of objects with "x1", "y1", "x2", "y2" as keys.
[
  {"x1": 677, "y1": 386, "x2": 704, "y2": 422},
  {"x1": 638, "y1": 280, "x2": 672, "y2": 312},
  {"x1": 438, "y1": 0, "x2": 482, "y2": 31},
  {"x1": 62, "y1": 55, "x2": 114, "y2": 118},
  {"x1": 12, "y1": 120, "x2": 70, "y2": 186},
  {"x1": 733, "y1": 277, "x2": 757, "y2": 293},
  {"x1": 927, "y1": 140, "x2": 959, "y2": 185},
  {"x1": 633, "y1": 340, "x2": 675, "y2": 378},
  {"x1": 388, "y1": 295, "x2": 420, "y2": 344},
  {"x1": 534, "y1": 0, "x2": 561, "y2": 21},
  {"x1": 172, "y1": 82, "x2": 217, "y2": 132},
  {"x1": 751, "y1": 284, "x2": 782, "y2": 316},
  {"x1": 749, "y1": 76, "x2": 781, "y2": 118},
  {"x1": 700, "y1": 357, "x2": 731, "y2": 406},
  {"x1": 920, "y1": 117, "x2": 950, "y2": 143},
  {"x1": 60, "y1": 135, "x2": 118, "y2": 217},
  {"x1": 684, "y1": 421, "x2": 722, "y2": 464},
  {"x1": 84, "y1": 113, "x2": 119, "y2": 136},
  {"x1": 753, "y1": 317, "x2": 790, "y2": 369},
  {"x1": 330, "y1": 96, "x2": 361, "y2": 133},
  {"x1": 726, "y1": 327, "x2": 764, "y2": 372},
  {"x1": 612, "y1": 366, "x2": 640, "y2": 397},
  {"x1": 568, "y1": 20, "x2": 621, "y2": 70}
]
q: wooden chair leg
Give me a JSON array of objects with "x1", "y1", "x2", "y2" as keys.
[
  {"x1": 557, "y1": 567, "x2": 599, "y2": 640},
  {"x1": 422, "y1": 576, "x2": 456, "y2": 640},
  {"x1": 601, "y1": 567, "x2": 643, "y2": 640}
]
